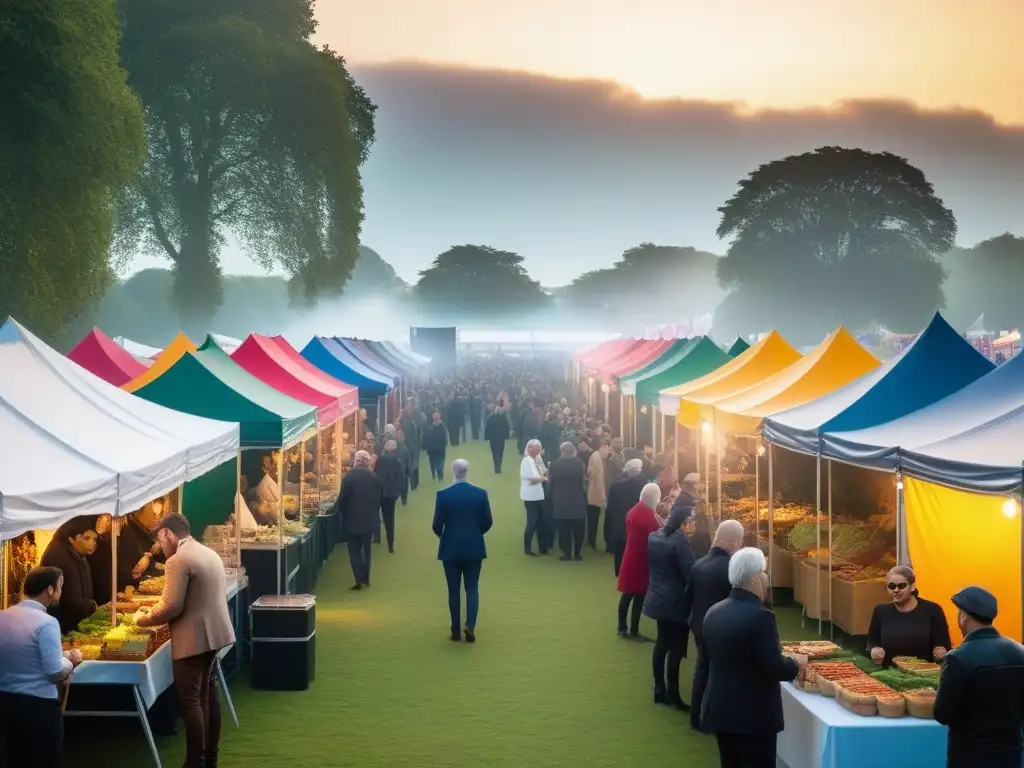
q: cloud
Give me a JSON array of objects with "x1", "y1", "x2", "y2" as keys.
[{"x1": 351, "y1": 62, "x2": 1024, "y2": 286}]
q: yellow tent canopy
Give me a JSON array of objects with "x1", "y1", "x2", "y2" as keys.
[
  {"x1": 664, "y1": 331, "x2": 802, "y2": 428},
  {"x1": 705, "y1": 328, "x2": 879, "y2": 434},
  {"x1": 121, "y1": 333, "x2": 196, "y2": 393}
]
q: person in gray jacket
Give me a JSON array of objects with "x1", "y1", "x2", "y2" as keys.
[
  {"x1": 546, "y1": 442, "x2": 588, "y2": 561},
  {"x1": 643, "y1": 503, "x2": 697, "y2": 710}
]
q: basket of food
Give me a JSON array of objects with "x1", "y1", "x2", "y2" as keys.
[
  {"x1": 809, "y1": 661, "x2": 862, "y2": 697},
  {"x1": 892, "y1": 656, "x2": 942, "y2": 676},
  {"x1": 781, "y1": 640, "x2": 843, "y2": 659},
  {"x1": 903, "y1": 688, "x2": 937, "y2": 719},
  {"x1": 835, "y1": 678, "x2": 900, "y2": 717}
]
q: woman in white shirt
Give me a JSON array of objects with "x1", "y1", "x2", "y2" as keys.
[{"x1": 520, "y1": 439, "x2": 547, "y2": 556}]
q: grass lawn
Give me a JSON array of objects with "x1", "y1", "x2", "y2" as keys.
[{"x1": 71, "y1": 439, "x2": 819, "y2": 767}]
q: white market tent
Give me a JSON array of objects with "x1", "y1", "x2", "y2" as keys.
[
  {"x1": 0, "y1": 318, "x2": 240, "y2": 540},
  {"x1": 113, "y1": 335, "x2": 162, "y2": 360}
]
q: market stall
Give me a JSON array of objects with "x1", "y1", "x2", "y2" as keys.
[
  {"x1": 127, "y1": 336, "x2": 317, "y2": 599},
  {"x1": 302, "y1": 336, "x2": 393, "y2": 434},
  {"x1": 67, "y1": 327, "x2": 148, "y2": 386}
]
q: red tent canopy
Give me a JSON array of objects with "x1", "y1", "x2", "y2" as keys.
[
  {"x1": 270, "y1": 335, "x2": 364, "y2": 407},
  {"x1": 576, "y1": 338, "x2": 630, "y2": 366},
  {"x1": 67, "y1": 328, "x2": 147, "y2": 386},
  {"x1": 585, "y1": 339, "x2": 646, "y2": 373},
  {"x1": 599, "y1": 339, "x2": 673, "y2": 380},
  {"x1": 231, "y1": 334, "x2": 358, "y2": 427}
]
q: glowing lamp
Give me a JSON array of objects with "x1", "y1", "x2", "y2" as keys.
[
  {"x1": 640, "y1": 405, "x2": 648, "y2": 415},
  {"x1": 601, "y1": 383, "x2": 611, "y2": 394},
  {"x1": 1003, "y1": 498, "x2": 1019, "y2": 519},
  {"x1": 701, "y1": 420, "x2": 712, "y2": 435},
  {"x1": 757, "y1": 444, "x2": 766, "y2": 457},
  {"x1": 896, "y1": 480, "x2": 904, "y2": 491}
]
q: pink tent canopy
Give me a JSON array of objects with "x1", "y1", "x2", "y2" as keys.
[{"x1": 67, "y1": 328, "x2": 147, "y2": 387}]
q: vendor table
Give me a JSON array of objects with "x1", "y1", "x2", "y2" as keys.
[
  {"x1": 777, "y1": 683, "x2": 946, "y2": 768},
  {"x1": 65, "y1": 581, "x2": 244, "y2": 768}
]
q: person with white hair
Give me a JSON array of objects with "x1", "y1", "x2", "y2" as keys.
[
  {"x1": 616, "y1": 483, "x2": 663, "y2": 639},
  {"x1": 546, "y1": 441, "x2": 588, "y2": 561},
  {"x1": 432, "y1": 459, "x2": 493, "y2": 643},
  {"x1": 333, "y1": 449, "x2": 384, "y2": 590},
  {"x1": 699, "y1": 546, "x2": 805, "y2": 766},
  {"x1": 685, "y1": 519, "x2": 745, "y2": 730},
  {"x1": 519, "y1": 440, "x2": 548, "y2": 556},
  {"x1": 604, "y1": 458, "x2": 647, "y2": 576}
]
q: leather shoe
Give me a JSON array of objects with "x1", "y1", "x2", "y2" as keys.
[{"x1": 464, "y1": 627, "x2": 476, "y2": 643}]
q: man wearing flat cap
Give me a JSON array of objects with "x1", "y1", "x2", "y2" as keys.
[{"x1": 934, "y1": 586, "x2": 1024, "y2": 768}]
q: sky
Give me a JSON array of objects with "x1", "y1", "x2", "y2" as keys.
[{"x1": 135, "y1": 0, "x2": 1024, "y2": 286}]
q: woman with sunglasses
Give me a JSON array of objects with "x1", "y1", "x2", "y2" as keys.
[{"x1": 868, "y1": 565, "x2": 952, "y2": 667}]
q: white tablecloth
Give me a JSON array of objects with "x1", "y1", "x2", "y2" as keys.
[{"x1": 777, "y1": 683, "x2": 947, "y2": 768}]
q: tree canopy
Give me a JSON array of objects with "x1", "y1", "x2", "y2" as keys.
[
  {"x1": 711, "y1": 147, "x2": 956, "y2": 344},
  {"x1": 114, "y1": 0, "x2": 376, "y2": 323},
  {"x1": 0, "y1": 0, "x2": 144, "y2": 339},
  {"x1": 414, "y1": 245, "x2": 552, "y2": 324},
  {"x1": 944, "y1": 234, "x2": 1024, "y2": 333},
  {"x1": 559, "y1": 243, "x2": 723, "y2": 330}
]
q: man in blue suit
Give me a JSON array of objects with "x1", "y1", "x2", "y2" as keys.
[{"x1": 432, "y1": 459, "x2": 493, "y2": 642}]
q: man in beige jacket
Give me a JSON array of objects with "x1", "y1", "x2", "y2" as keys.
[
  {"x1": 135, "y1": 514, "x2": 234, "y2": 768},
  {"x1": 586, "y1": 438, "x2": 608, "y2": 550}
]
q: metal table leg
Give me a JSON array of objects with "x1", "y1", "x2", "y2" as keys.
[
  {"x1": 132, "y1": 685, "x2": 162, "y2": 768},
  {"x1": 216, "y1": 657, "x2": 239, "y2": 727}
]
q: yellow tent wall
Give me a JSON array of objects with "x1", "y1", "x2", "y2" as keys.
[
  {"x1": 670, "y1": 331, "x2": 802, "y2": 428},
  {"x1": 706, "y1": 328, "x2": 879, "y2": 434},
  {"x1": 121, "y1": 333, "x2": 196, "y2": 393},
  {"x1": 905, "y1": 477, "x2": 1021, "y2": 643}
]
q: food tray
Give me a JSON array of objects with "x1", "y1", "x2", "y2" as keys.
[
  {"x1": 903, "y1": 689, "x2": 936, "y2": 719},
  {"x1": 782, "y1": 640, "x2": 843, "y2": 658},
  {"x1": 892, "y1": 656, "x2": 941, "y2": 675},
  {"x1": 251, "y1": 594, "x2": 316, "y2": 610}
]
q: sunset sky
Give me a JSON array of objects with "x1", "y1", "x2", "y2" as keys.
[{"x1": 138, "y1": 1, "x2": 1024, "y2": 284}]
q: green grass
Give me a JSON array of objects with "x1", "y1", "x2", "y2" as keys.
[{"x1": 71, "y1": 439, "x2": 818, "y2": 767}]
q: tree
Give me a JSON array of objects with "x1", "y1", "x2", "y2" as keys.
[
  {"x1": 944, "y1": 234, "x2": 1024, "y2": 332},
  {"x1": 711, "y1": 147, "x2": 956, "y2": 344},
  {"x1": 414, "y1": 245, "x2": 552, "y2": 324},
  {"x1": 559, "y1": 243, "x2": 723, "y2": 331},
  {"x1": 114, "y1": 0, "x2": 376, "y2": 324},
  {"x1": 0, "y1": 0, "x2": 144, "y2": 339}
]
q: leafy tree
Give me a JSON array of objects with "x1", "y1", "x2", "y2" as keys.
[
  {"x1": 0, "y1": 0, "x2": 144, "y2": 339},
  {"x1": 114, "y1": 0, "x2": 376, "y2": 324},
  {"x1": 711, "y1": 147, "x2": 956, "y2": 344},
  {"x1": 414, "y1": 245, "x2": 552, "y2": 324},
  {"x1": 944, "y1": 234, "x2": 1024, "y2": 332},
  {"x1": 559, "y1": 243, "x2": 723, "y2": 331}
]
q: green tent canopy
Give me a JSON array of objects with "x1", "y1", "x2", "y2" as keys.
[
  {"x1": 727, "y1": 337, "x2": 750, "y2": 356},
  {"x1": 133, "y1": 336, "x2": 317, "y2": 449},
  {"x1": 632, "y1": 336, "x2": 733, "y2": 407}
]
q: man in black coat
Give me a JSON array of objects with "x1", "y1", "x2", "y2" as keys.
[
  {"x1": 603, "y1": 459, "x2": 646, "y2": 575},
  {"x1": 546, "y1": 442, "x2": 588, "y2": 561},
  {"x1": 374, "y1": 440, "x2": 406, "y2": 553},
  {"x1": 671, "y1": 473, "x2": 709, "y2": 559},
  {"x1": 333, "y1": 451, "x2": 383, "y2": 590},
  {"x1": 484, "y1": 405, "x2": 510, "y2": 473},
  {"x1": 700, "y1": 545, "x2": 804, "y2": 768},
  {"x1": 468, "y1": 388, "x2": 483, "y2": 441},
  {"x1": 683, "y1": 519, "x2": 744, "y2": 730},
  {"x1": 934, "y1": 586, "x2": 1024, "y2": 768}
]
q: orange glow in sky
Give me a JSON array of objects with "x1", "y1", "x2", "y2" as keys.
[{"x1": 315, "y1": 0, "x2": 1024, "y2": 124}]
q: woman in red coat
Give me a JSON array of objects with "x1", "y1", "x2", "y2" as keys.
[{"x1": 617, "y1": 483, "x2": 663, "y2": 638}]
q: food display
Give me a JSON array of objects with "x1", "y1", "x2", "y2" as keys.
[
  {"x1": 137, "y1": 575, "x2": 165, "y2": 595},
  {"x1": 902, "y1": 688, "x2": 937, "y2": 719},
  {"x1": 62, "y1": 607, "x2": 171, "y2": 662},
  {"x1": 5, "y1": 532, "x2": 39, "y2": 604},
  {"x1": 892, "y1": 656, "x2": 942, "y2": 676},
  {"x1": 781, "y1": 640, "x2": 843, "y2": 658},
  {"x1": 794, "y1": 652, "x2": 938, "y2": 719},
  {"x1": 835, "y1": 677, "x2": 905, "y2": 717}
]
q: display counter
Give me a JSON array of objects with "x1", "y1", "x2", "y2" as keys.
[{"x1": 777, "y1": 682, "x2": 946, "y2": 768}]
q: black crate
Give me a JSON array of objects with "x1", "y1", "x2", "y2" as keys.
[{"x1": 249, "y1": 594, "x2": 317, "y2": 691}]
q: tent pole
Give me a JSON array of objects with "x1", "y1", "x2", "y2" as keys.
[
  {"x1": 828, "y1": 459, "x2": 834, "y2": 642},
  {"x1": 235, "y1": 452, "x2": 242, "y2": 588},
  {"x1": 674, "y1": 419, "x2": 681, "y2": 485},
  {"x1": 768, "y1": 443, "x2": 775, "y2": 607},
  {"x1": 895, "y1": 470, "x2": 903, "y2": 566},
  {"x1": 755, "y1": 438, "x2": 760, "y2": 554},
  {"x1": 652, "y1": 406, "x2": 657, "y2": 456},
  {"x1": 1020, "y1": 463, "x2": 1024, "y2": 644},
  {"x1": 277, "y1": 449, "x2": 285, "y2": 595},
  {"x1": 715, "y1": 411, "x2": 721, "y2": 525},
  {"x1": 704, "y1": 425, "x2": 711, "y2": 507},
  {"x1": 299, "y1": 438, "x2": 306, "y2": 520},
  {"x1": 816, "y1": 450, "x2": 822, "y2": 637}
]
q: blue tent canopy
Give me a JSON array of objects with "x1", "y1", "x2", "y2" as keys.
[
  {"x1": 301, "y1": 337, "x2": 391, "y2": 400},
  {"x1": 334, "y1": 337, "x2": 400, "y2": 381},
  {"x1": 762, "y1": 313, "x2": 994, "y2": 456}
]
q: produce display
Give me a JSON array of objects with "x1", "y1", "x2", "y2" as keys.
[
  {"x1": 62, "y1": 608, "x2": 171, "y2": 661},
  {"x1": 781, "y1": 640, "x2": 843, "y2": 658},
  {"x1": 6, "y1": 532, "x2": 38, "y2": 604},
  {"x1": 892, "y1": 656, "x2": 942, "y2": 676},
  {"x1": 137, "y1": 576, "x2": 165, "y2": 595}
]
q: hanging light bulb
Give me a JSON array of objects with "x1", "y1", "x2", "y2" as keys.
[
  {"x1": 701, "y1": 420, "x2": 712, "y2": 434},
  {"x1": 1003, "y1": 498, "x2": 1019, "y2": 519},
  {"x1": 601, "y1": 382, "x2": 611, "y2": 394},
  {"x1": 757, "y1": 444, "x2": 766, "y2": 457},
  {"x1": 640, "y1": 405, "x2": 648, "y2": 415}
]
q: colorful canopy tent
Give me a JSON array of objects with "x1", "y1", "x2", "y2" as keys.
[
  {"x1": 270, "y1": 335, "x2": 367, "y2": 396},
  {"x1": 660, "y1": 331, "x2": 802, "y2": 427},
  {"x1": 382, "y1": 340, "x2": 430, "y2": 369},
  {"x1": 67, "y1": 328, "x2": 147, "y2": 387},
  {"x1": 114, "y1": 335, "x2": 162, "y2": 360},
  {"x1": 764, "y1": 314, "x2": 996, "y2": 461},
  {"x1": 210, "y1": 334, "x2": 242, "y2": 355},
  {"x1": 301, "y1": 337, "x2": 391, "y2": 400},
  {"x1": 619, "y1": 338, "x2": 692, "y2": 385},
  {"x1": 580, "y1": 339, "x2": 639, "y2": 372},
  {"x1": 231, "y1": 334, "x2": 359, "y2": 427},
  {"x1": 0, "y1": 318, "x2": 239, "y2": 540},
  {"x1": 622, "y1": 337, "x2": 734, "y2": 406},
  {"x1": 727, "y1": 337, "x2": 750, "y2": 356},
  {"x1": 132, "y1": 336, "x2": 316, "y2": 449},
  {"x1": 597, "y1": 339, "x2": 674, "y2": 380},
  {"x1": 336, "y1": 337, "x2": 400, "y2": 382},
  {"x1": 575, "y1": 338, "x2": 628, "y2": 367},
  {"x1": 122, "y1": 333, "x2": 198, "y2": 393},
  {"x1": 705, "y1": 328, "x2": 879, "y2": 435},
  {"x1": 362, "y1": 339, "x2": 426, "y2": 377}
]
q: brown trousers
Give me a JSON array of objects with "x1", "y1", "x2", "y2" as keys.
[{"x1": 172, "y1": 649, "x2": 222, "y2": 767}]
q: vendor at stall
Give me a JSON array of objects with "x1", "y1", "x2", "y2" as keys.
[
  {"x1": 245, "y1": 451, "x2": 282, "y2": 525},
  {"x1": 40, "y1": 517, "x2": 99, "y2": 633},
  {"x1": 868, "y1": 565, "x2": 951, "y2": 667}
]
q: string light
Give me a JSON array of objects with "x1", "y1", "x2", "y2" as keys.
[{"x1": 1003, "y1": 498, "x2": 1019, "y2": 519}]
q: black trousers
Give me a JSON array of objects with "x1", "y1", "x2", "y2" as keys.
[
  {"x1": 470, "y1": 410, "x2": 481, "y2": 439},
  {"x1": 410, "y1": 465, "x2": 420, "y2": 490},
  {"x1": 347, "y1": 532, "x2": 372, "y2": 584},
  {"x1": 690, "y1": 636, "x2": 708, "y2": 730},
  {"x1": 652, "y1": 620, "x2": 688, "y2": 701},
  {"x1": 558, "y1": 518, "x2": 585, "y2": 558},
  {"x1": 538, "y1": 500, "x2": 554, "y2": 553},
  {"x1": 449, "y1": 421, "x2": 462, "y2": 445},
  {"x1": 586, "y1": 505, "x2": 602, "y2": 548},
  {"x1": 611, "y1": 543, "x2": 625, "y2": 577},
  {"x1": 381, "y1": 497, "x2": 397, "y2": 551},
  {"x1": 523, "y1": 500, "x2": 544, "y2": 553},
  {"x1": 489, "y1": 440, "x2": 505, "y2": 473},
  {"x1": 427, "y1": 450, "x2": 446, "y2": 480},
  {"x1": 618, "y1": 592, "x2": 644, "y2": 634},
  {"x1": 715, "y1": 733, "x2": 776, "y2": 768},
  {"x1": 0, "y1": 691, "x2": 62, "y2": 768}
]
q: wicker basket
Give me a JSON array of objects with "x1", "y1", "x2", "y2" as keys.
[
  {"x1": 903, "y1": 690, "x2": 936, "y2": 719},
  {"x1": 800, "y1": 560, "x2": 832, "y2": 620},
  {"x1": 831, "y1": 577, "x2": 889, "y2": 636},
  {"x1": 876, "y1": 695, "x2": 906, "y2": 718}
]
